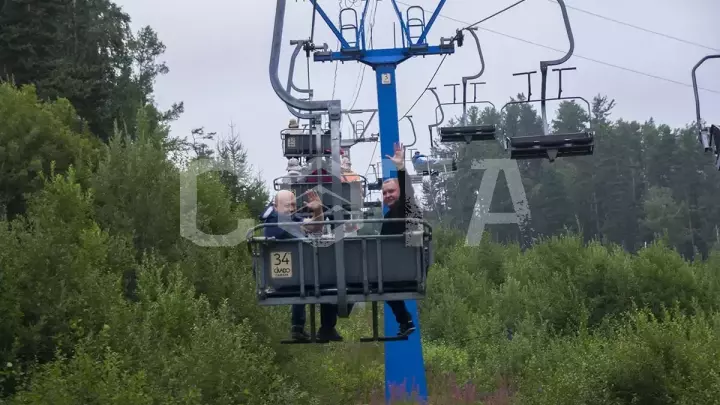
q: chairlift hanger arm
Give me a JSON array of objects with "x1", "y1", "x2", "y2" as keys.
[
  {"x1": 691, "y1": 54, "x2": 720, "y2": 131},
  {"x1": 286, "y1": 40, "x2": 316, "y2": 120},
  {"x1": 288, "y1": 40, "x2": 314, "y2": 96},
  {"x1": 539, "y1": 0, "x2": 575, "y2": 131},
  {"x1": 426, "y1": 87, "x2": 444, "y2": 148},
  {"x1": 403, "y1": 115, "x2": 418, "y2": 147},
  {"x1": 460, "y1": 27, "x2": 485, "y2": 124},
  {"x1": 539, "y1": 0, "x2": 575, "y2": 71},
  {"x1": 270, "y1": 0, "x2": 337, "y2": 112}
]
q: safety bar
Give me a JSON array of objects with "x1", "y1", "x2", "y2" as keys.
[
  {"x1": 286, "y1": 40, "x2": 316, "y2": 120},
  {"x1": 501, "y1": 96, "x2": 591, "y2": 124},
  {"x1": 248, "y1": 217, "x2": 431, "y2": 238},
  {"x1": 427, "y1": 87, "x2": 444, "y2": 148},
  {"x1": 270, "y1": 0, "x2": 338, "y2": 113},
  {"x1": 272, "y1": 173, "x2": 369, "y2": 190}
]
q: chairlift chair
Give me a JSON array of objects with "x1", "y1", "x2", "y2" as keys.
[
  {"x1": 501, "y1": 0, "x2": 594, "y2": 162},
  {"x1": 267, "y1": 0, "x2": 444, "y2": 344},
  {"x1": 247, "y1": 217, "x2": 433, "y2": 343},
  {"x1": 691, "y1": 54, "x2": 720, "y2": 170},
  {"x1": 436, "y1": 27, "x2": 498, "y2": 144}
]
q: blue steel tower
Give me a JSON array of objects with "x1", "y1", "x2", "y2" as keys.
[{"x1": 307, "y1": 0, "x2": 454, "y2": 401}]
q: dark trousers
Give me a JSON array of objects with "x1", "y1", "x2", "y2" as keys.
[
  {"x1": 291, "y1": 304, "x2": 338, "y2": 329},
  {"x1": 386, "y1": 300, "x2": 412, "y2": 324},
  {"x1": 291, "y1": 303, "x2": 356, "y2": 330}
]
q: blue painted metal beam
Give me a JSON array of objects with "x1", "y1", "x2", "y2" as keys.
[
  {"x1": 313, "y1": 45, "x2": 454, "y2": 65},
  {"x1": 390, "y1": 0, "x2": 411, "y2": 46},
  {"x1": 417, "y1": 0, "x2": 447, "y2": 45},
  {"x1": 308, "y1": 0, "x2": 352, "y2": 49},
  {"x1": 358, "y1": 0, "x2": 371, "y2": 50},
  {"x1": 375, "y1": 64, "x2": 428, "y2": 404}
]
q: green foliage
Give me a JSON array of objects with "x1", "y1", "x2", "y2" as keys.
[
  {"x1": 3, "y1": 1, "x2": 720, "y2": 403},
  {"x1": 0, "y1": 83, "x2": 100, "y2": 218}
]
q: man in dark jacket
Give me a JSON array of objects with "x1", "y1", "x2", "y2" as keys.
[
  {"x1": 262, "y1": 189, "x2": 343, "y2": 342},
  {"x1": 380, "y1": 142, "x2": 420, "y2": 337}
]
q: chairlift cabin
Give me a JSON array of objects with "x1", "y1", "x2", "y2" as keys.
[
  {"x1": 501, "y1": 0, "x2": 595, "y2": 162},
  {"x1": 691, "y1": 54, "x2": 720, "y2": 170}
]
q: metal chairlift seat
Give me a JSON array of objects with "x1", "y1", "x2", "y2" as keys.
[
  {"x1": 506, "y1": 131, "x2": 594, "y2": 161},
  {"x1": 246, "y1": 218, "x2": 433, "y2": 343},
  {"x1": 439, "y1": 124, "x2": 497, "y2": 144}
]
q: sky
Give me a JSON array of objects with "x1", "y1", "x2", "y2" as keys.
[{"x1": 114, "y1": 0, "x2": 720, "y2": 195}]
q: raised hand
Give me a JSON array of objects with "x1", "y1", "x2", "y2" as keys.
[
  {"x1": 304, "y1": 190, "x2": 323, "y2": 212},
  {"x1": 385, "y1": 142, "x2": 405, "y2": 170}
]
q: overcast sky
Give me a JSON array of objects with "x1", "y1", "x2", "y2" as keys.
[{"x1": 115, "y1": 0, "x2": 720, "y2": 195}]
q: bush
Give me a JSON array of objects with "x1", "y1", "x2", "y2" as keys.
[{"x1": 0, "y1": 83, "x2": 100, "y2": 219}]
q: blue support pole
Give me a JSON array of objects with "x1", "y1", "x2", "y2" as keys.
[
  {"x1": 376, "y1": 64, "x2": 428, "y2": 403},
  {"x1": 299, "y1": 2, "x2": 453, "y2": 402}
]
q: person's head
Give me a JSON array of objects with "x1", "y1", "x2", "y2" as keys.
[
  {"x1": 274, "y1": 190, "x2": 296, "y2": 214},
  {"x1": 341, "y1": 156, "x2": 351, "y2": 172},
  {"x1": 288, "y1": 119, "x2": 298, "y2": 129},
  {"x1": 382, "y1": 178, "x2": 400, "y2": 206},
  {"x1": 287, "y1": 157, "x2": 301, "y2": 172}
]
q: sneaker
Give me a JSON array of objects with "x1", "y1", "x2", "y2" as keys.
[
  {"x1": 317, "y1": 327, "x2": 344, "y2": 342},
  {"x1": 291, "y1": 326, "x2": 310, "y2": 342},
  {"x1": 398, "y1": 321, "x2": 416, "y2": 337}
]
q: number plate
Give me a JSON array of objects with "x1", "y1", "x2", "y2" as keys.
[{"x1": 270, "y1": 251, "x2": 292, "y2": 279}]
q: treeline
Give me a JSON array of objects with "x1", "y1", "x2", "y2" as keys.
[{"x1": 425, "y1": 95, "x2": 720, "y2": 259}]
